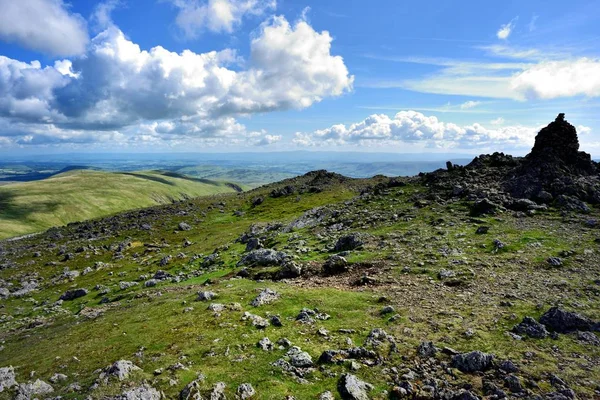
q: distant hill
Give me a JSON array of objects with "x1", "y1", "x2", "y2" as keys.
[{"x1": 0, "y1": 169, "x2": 241, "y2": 239}]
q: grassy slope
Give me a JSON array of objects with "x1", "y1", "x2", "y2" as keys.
[
  {"x1": 0, "y1": 170, "x2": 239, "y2": 239},
  {"x1": 0, "y1": 175, "x2": 599, "y2": 398}
]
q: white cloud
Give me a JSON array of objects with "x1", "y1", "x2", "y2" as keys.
[
  {"x1": 294, "y1": 110, "x2": 538, "y2": 150},
  {"x1": 255, "y1": 134, "x2": 281, "y2": 146},
  {"x1": 0, "y1": 0, "x2": 89, "y2": 56},
  {"x1": 168, "y1": 0, "x2": 276, "y2": 36},
  {"x1": 497, "y1": 17, "x2": 518, "y2": 40},
  {"x1": 0, "y1": 16, "x2": 353, "y2": 147},
  {"x1": 510, "y1": 58, "x2": 600, "y2": 99},
  {"x1": 490, "y1": 117, "x2": 505, "y2": 125},
  {"x1": 91, "y1": 0, "x2": 123, "y2": 31},
  {"x1": 460, "y1": 100, "x2": 480, "y2": 109},
  {"x1": 528, "y1": 15, "x2": 538, "y2": 32}
]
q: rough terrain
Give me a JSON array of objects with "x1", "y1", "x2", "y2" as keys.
[{"x1": 0, "y1": 115, "x2": 599, "y2": 399}]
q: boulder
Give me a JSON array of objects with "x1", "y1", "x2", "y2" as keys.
[
  {"x1": 334, "y1": 234, "x2": 364, "y2": 252},
  {"x1": 540, "y1": 307, "x2": 599, "y2": 333},
  {"x1": 0, "y1": 366, "x2": 17, "y2": 392},
  {"x1": 512, "y1": 316, "x2": 549, "y2": 339},
  {"x1": 451, "y1": 351, "x2": 494, "y2": 373}
]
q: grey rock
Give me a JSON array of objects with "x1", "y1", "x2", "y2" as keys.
[
  {"x1": 197, "y1": 291, "x2": 217, "y2": 301},
  {"x1": 245, "y1": 238, "x2": 262, "y2": 252},
  {"x1": 119, "y1": 385, "x2": 161, "y2": 400},
  {"x1": 319, "y1": 391, "x2": 335, "y2": 400},
  {"x1": 323, "y1": 255, "x2": 348, "y2": 275},
  {"x1": 451, "y1": 351, "x2": 494, "y2": 373},
  {"x1": 380, "y1": 305, "x2": 395, "y2": 315},
  {"x1": 180, "y1": 378, "x2": 202, "y2": 400},
  {"x1": 178, "y1": 222, "x2": 192, "y2": 231},
  {"x1": 337, "y1": 374, "x2": 373, "y2": 400},
  {"x1": 119, "y1": 281, "x2": 138, "y2": 290},
  {"x1": 540, "y1": 307, "x2": 599, "y2": 333},
  {"x1": 251, "y1": 288, "x2": 279, "y2": 307},
  {"x1": 49, "y1": 373, "x2": 68, "y2": 384},
  {"x1": 0, "y1": 366, "x2": 17, "y2": 392},
  {"x1": 547, "y1": 257, "x2": 563, "y2": 267},
  {"x1": 577, "y1": 331, "x2": 600, "y2": 346},
  {"x1": 287, "y1": 347, "x2": 313, "y2": 368},
  {"x1": 504, "y1": 374, "x2": 523, "y2": 393},
  {"x1": 59, "y1": 288, "x2": 88, "y2": 301},
  {"x1": 278, "y1": 261, "x2": 302, "y2": 279},
  {"x1": 333, "y1": 234, "x2": 364, "y2": 252},
  {"x1": 208, "y1": 303, "x2": 226, "y2": 313},
  {"x1": 512, "y1": 316, "x2": 549, "y2": 339},
  {"x1": 105, "y1": 360, "x2": 141, "y2": 381},
  {"x1": 210, "y1": 382, "x2": 227, "y2": 400},
  {"x1": 14, "y1": 379, "x2": 53, "y2": 400},
  {"x1": 237, "y1": 383, "x2": 256, "y2": 399},
  {"x1": 438, "y1": 269, "x2": 456, "y2": 280},
  {"x1": 145, "y1": 279, "x2": 159, "y2": 287},
  {"x1": 257, "y1": 337, "x2": 273, "y2": 351},
  {"x1": 417, "y1": 341, "x2": 437, "y2": 358},
  {"x1": 237, "y1": 249, "x2": 289, "y2": 267}
]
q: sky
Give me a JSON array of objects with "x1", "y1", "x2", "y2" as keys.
[{"x1": 0, "y1": 0, "x2": 599, "y2": 156}]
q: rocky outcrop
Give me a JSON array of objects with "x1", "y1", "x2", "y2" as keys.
[{"x1": 422, "y1": 114, "x2": 600, "y2": 211}]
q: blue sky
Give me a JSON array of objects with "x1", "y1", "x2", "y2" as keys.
[{"x1": 0, "y1": 0, "x2": 599, "y2": 155}]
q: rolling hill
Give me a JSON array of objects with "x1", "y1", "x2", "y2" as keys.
[{"x1": 0, "y1": 169, "x2": 242, "y2": 239}]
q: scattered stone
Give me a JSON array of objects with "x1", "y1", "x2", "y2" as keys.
[
  {"x1": 319, "y1": 391, "x2": 335, "y2": 400},
  {"x1": 237, "y1": 383, "x2": 256, "y2": 399},
  {"x1": 119, "y1": 385, "x2": 161, "y2": 400},
  {"x1": 334, "y1": 234, "x2": 364, "y2": 252},
  {"x1": 270, "y1": 315, "x2": 283, "y2": 327},
  {"x1": 278, "y1": 261, "x2": 302, "y2": 279},
  {"x1": 257, "y1": 337, "x2": 273, "y2": 351},
  {"x1": 0, "y1": 366, "x2": 17, "y2": 392},
  {"x1": 287, "y1": 346, "x2": 314, "y2": 368},
  {"x1": 238, "y1": 249, "x2": 289, "y2": 267},
  {"x1": 470, "y1": 198, "x2": 502, "y2": 216},
  {"x1": 251, "y1": 288, "x2": 280, "y2": 307},
  {"x1": 417, "y1": 341, "x2": 437, "y2": 358},
  {"x1": 197, "y1": 291, "x2": 217, "y2": 301},
  {"x1": 105, "y1": 360, "x2": 141, "y2": 381},
  {"x1": 451, "y1": 351, "x2": 494, "y2": 373},
  {"x1": 380, "y1": 305, "x2": 395, "y2": 315},
  {"x1": 577, "y1": 331, "x2": 600, "y2": 346},
  {"x1": 49, "y1": 373, "x2": 67, "y2": 384},
  {"x1": 210, "y1": 382, "x2": 227, "y2": 400},
  {"x1": 512, "y1": 316, "x2": 549, "y2": 339},
  {"x1": 337, "y1": 373, "x2": 373, "y2": 400},
  {"x1": 59, "y1": 288, "x2": 88, "y2": 301},
  {"x1": 242, "y1": 312, "x2": 270, "y2": 329},
  {"x1": 547, "y1": 257, "x2": 563, "y2": 267},
  {"x1": 119, "y1": 281, "x2": 138, "y2": 290},
  {"x1": 178, "y1": 222, "x2": 192, "y2": 231},
  {"x1": 14, "y1": 380, "x2": 53, "y2": 400},
  {"x1": 180, "y1": 378, "x2": 203, "y2": 400},
  {"x1": 504, "y1": 374, "x2": 523, "y2": 393},
  {"x1": 438, "y1": 269, "x2": 456, "y2": 280},
  {"x1": 475, "y1": 226, "x2": 489, "y2": 234},
  {"x1": 323, "y1": 255, "x2": 349, "y2": 275},
  {"x1": 498, "y1": 360, "x2": 519, "y2": 373},
  {"x1": 208, "y1": 303, "x2": 226, "y2": 313}
]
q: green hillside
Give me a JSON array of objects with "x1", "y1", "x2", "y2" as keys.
[{"x1": 0, "y1": 169, "x2": 241, "y2": 239}]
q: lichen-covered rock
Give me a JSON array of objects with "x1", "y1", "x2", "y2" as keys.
[
  {"x1": 251, "y1": 288, "x2": 279, "y2": 307},
  {"x1": 337, "y1": 374, "x2": 373, "y2": 400},
  {"x1": 237, "y1": 249, "x2": 289, "y2": 267},
  {"x1": 512, "y1": 316, "x2": 549, "y2": 339},
  {"x1": 333, "y1": 234, "x2": 364, "y2": 252},
  {"x1": 0, "y1": 366, "x2": 17, "y2": 392},
  {"x1": 14, "y1": 379, "x2": 53, "y2": 400},
  {"x1": 105, "y1": 360, "x2": 141, "y2": 381}
]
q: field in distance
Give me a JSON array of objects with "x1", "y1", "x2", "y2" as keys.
[{"x1": 0, "y1": 169, "x2": 242, "y2": 240}]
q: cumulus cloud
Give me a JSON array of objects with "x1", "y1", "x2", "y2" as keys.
[
  {"x1": 0, "y1": 0, "x2": 89, "y2": 56},
  {"x1": 0, "y1": 16, "x2": 352, "y2": 147},
  {"x1": 91, "y1": 0, "x2": 123, "y2": 31},
  {"x1": 168, "y1": 0, "x2": 276, "y2": 36},
  {"x1": 510, "y1": 58, "x2": 600, "y2": 99},
  {"x1": 293, "y1": 110, "x2": 539, "y2": 150},
  {"x1": 497, "y1": 17, "x2": 518, "y2": 40},
  {"x1": 255, "y1": 134, "x2": 281, "y2": 146}
]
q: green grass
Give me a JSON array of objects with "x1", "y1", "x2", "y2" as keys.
[{"x1": 0, "y1": 169, "x2": 239, "y2": 239}]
